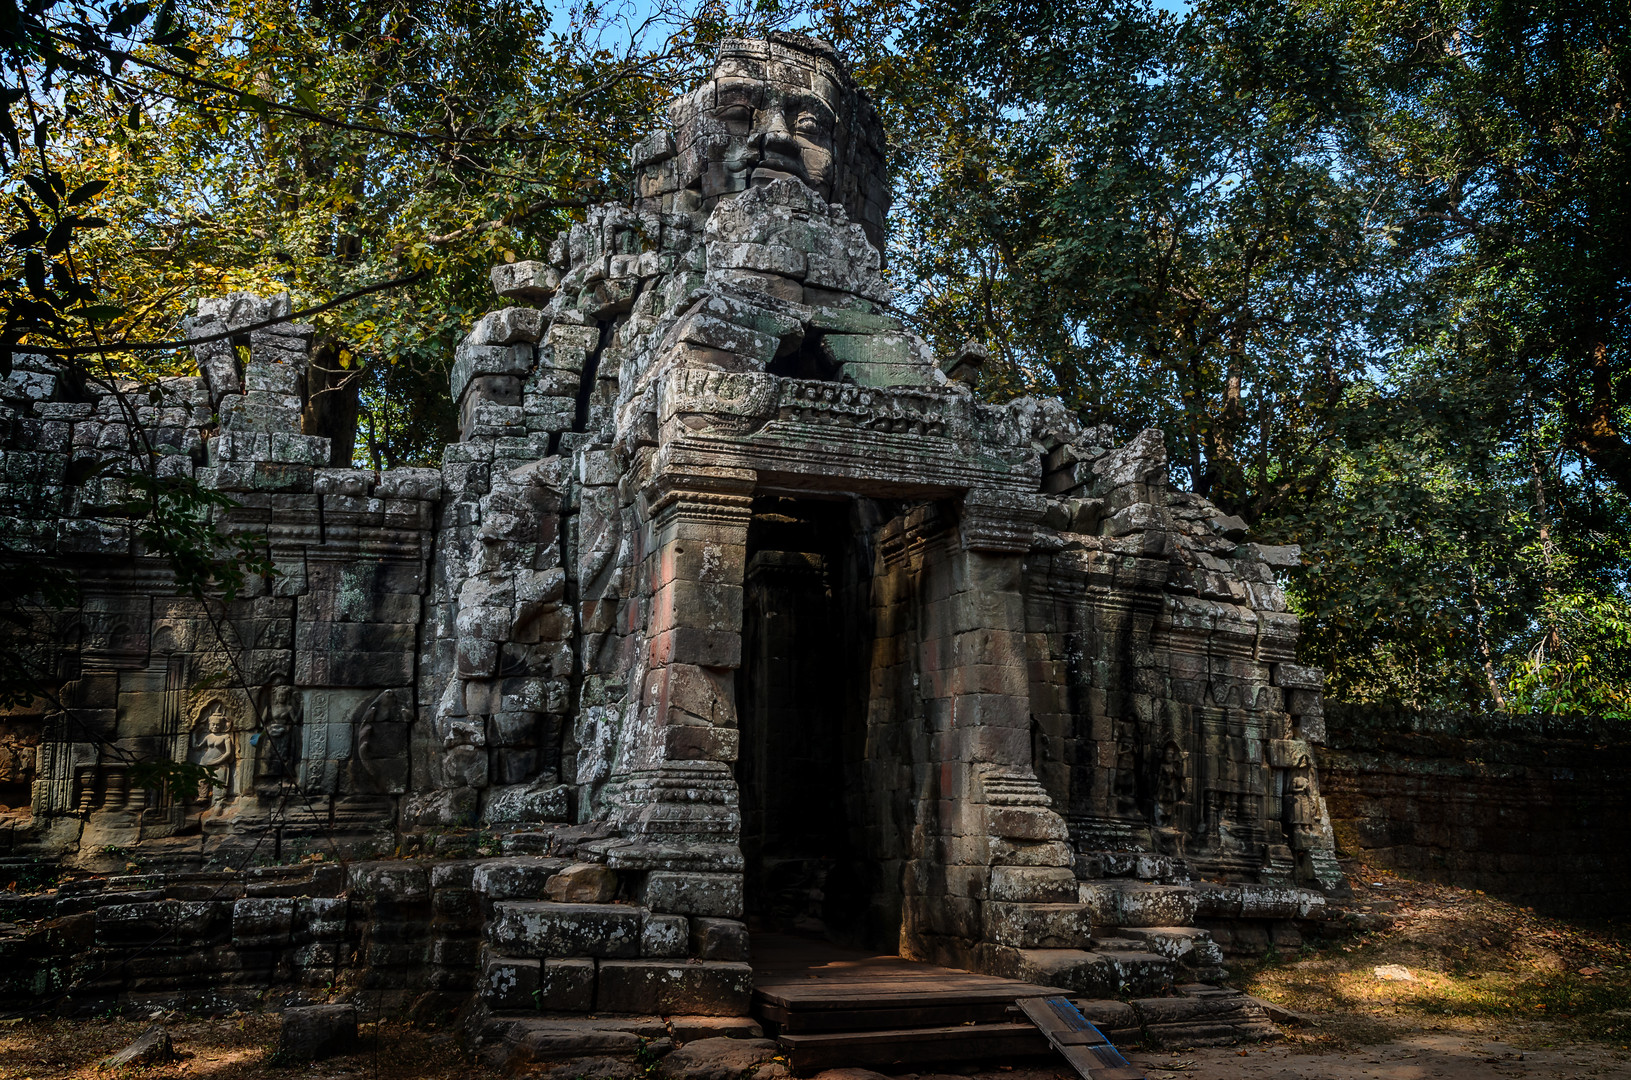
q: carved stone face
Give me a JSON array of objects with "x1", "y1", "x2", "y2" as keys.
[
  {"x1": 201, "y1": 702, "x2": 229, "y2": 736},
  {"x1": 645, "y1": 35, "x2": 890, "y2": 251},
  {"x1": 700, "y1": 72, "x2": 845, "y2": 202}
]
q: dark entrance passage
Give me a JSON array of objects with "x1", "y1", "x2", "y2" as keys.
[{"x1": 737, "y1": 495, "x2": 886, "y2": 949}]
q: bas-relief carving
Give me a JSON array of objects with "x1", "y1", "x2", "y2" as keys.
[
  {"x1": 298, "y1": 688, "x2": 370, "y2": 795},
  {"x1": 187, "y1": 699, "x2": 236, "y2": 810},
  {"x1": 255, "y1": 681, "x2": 300, "y2": 785}
]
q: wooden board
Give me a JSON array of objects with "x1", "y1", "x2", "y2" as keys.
[
  {"x1": 777, "y1": 1023, "x2": 1053, "y2": 1071},
  {"x1": 1016, "y1": 997, "x2": 1148, "y2": 1080},
  {"x1": 752, "y1": 933, "x2": 1068, "y2": 1014},
  {"x1": 759, "y1": 999, "x2": 1022, "y2": 1033}
]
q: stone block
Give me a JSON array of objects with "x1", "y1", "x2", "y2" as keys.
[
  {"x1": 985, "y1": 806, "x2": 1070, "y2": 842},
  {"x1": 481, "y1": 953, "x2": 540, "y2": 1009},
  {"x1": 482, "y1": 780, "x2": 570, "y2": 824},
  {"x1": 983, "y1": 902, "x2": 1094, "y2": 949},
  {"x1": 642, "y1": 913, "x2": 689, "y2": 957},
  {"x1": 473, "y1": 857, "x2": 569, "y2": 900},
  {"x1": 95, "y1": 900, "x2": 228, "y2": 945},
  {"x1": 595, "y1": 960, "x2": 752, "y2": 1016},
  {"x1": 662, "y1": 725, "x2": 739, "y2": 762},
  {"x1": 990, "y1": 838, "x2": 1076, "y2": 868},
  {"x1": 1273, "y1": 662, "x2": 1323, "y2": 690},
  {"x1": 546, "y1": 863, "x2": 619, "y2": 903},
  {"x1": 473, "y1": 306, "x2": 548, "y2": 345},
  {"x1": 102, "y1": 1025, "x2": 180, "y2": 1068},
  {"x1": 492, "y1": 262, "x2": 560, "y2": 301},
  {"x1": 989, "y1": 866, "x2": 1078, "y2": 904},
  {"x1": 431, "y1": 937, "x2": 481, "y2": 967},
  {"x1": 537, "y1": 956, "x2": 597, "y2": 1011},
  {"x1": 1111, "y1": 885, "x2": 1198, "y2": 928},
  {"x1": 232, "y1": 897, "x2": 294, "y2": 947},
  {"x1": 689, "y1": 918, "x2": 749, "y2": 961},
  {"x1": 981, "y1": 946, "x2": 1118, "y2": 997},
  {"x1": 292, "y1": 897, "x2": 347, "y2": 943},
  {"x1": 639, "y1": 871, "x2": 742, "y2": 917},
  {"x1": 347, "y1": 862, "x2": 429, "y2": 903},
  {"x1": 278, "y1": 1005, "x2": 356, "y2": 1063},
  {"x1": 489, "y1": 901, "x2": 642, "y2": 958}
]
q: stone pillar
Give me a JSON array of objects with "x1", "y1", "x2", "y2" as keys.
[
  {"x1": 597, "y1": 464, "x2": 753, "y2": 879},
  {"x1": 903, "y1": 489, "x2": 1082, "y2": 969}
]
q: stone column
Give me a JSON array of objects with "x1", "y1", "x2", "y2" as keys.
[
  {"x1": 903, "y1": 488, "x2": 1083, "y2": 969},
  {"x1": 597, "y1": 463, "x2": 753, "y2": 886}
]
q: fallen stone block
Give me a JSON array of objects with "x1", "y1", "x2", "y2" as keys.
[
  {"x1": 546, "y1": 863, "x2": 619, "y2": 903},
  {"x1": 278, "y1": 1004, "x2": 357, "y2": 1063},
  {"x1": 102, "y1": 1025, "x2": 181, "y2": 1068}
]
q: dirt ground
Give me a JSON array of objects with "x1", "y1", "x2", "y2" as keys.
[{"x1": 2, "y1": 863, "x2": 1628, "y2": 1080}]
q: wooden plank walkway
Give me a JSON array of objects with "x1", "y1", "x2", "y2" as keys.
[
  {"x1": 1016, "y1": 996, "x2": 1149, "y2": 1080},
  {"x1": 751, "y1": 933, "x2": 1072, "y2": 1070}
]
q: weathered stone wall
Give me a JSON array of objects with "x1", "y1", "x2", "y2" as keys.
[
  {"x1": 1319, "y1": 708, "x2": 1631, "y2": 918},
  {"x1": 0, "y1": 294, "x2": 440, "y2": 873},
  {"x1": 1020, "y1": 430, "x2": 1341, "y2": 894}
]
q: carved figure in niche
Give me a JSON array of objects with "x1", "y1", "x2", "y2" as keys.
[
  {"x1": 1285, "y1": 751, "x2": 1321, "y2": 850},
  {"x1": 188, "y1": 701, "x2": 235, "y2": 809},
  {"x1": 254, "y1": 682, "x2": 300, "y2": 785},
  {"x1": 347, "y1": 689, "x2": 410, "y2": 795},
  {"x1": 1155, "y1": 741, "x2": 1186, "y2": 824},
  {"x1": 1113, "y1": 722, "x2": 1138, "y2": 815}
]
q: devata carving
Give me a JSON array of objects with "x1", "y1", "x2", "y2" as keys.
[{"x1": 0, "y1": 33, "x2": 1341, "y2": 1012}]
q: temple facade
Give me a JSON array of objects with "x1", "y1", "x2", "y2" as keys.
[{"x1": 0, "y1": 34, "x2": 1339, "y2": 1017}]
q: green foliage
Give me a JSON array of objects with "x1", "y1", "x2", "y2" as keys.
[
  {"x1": 128, "y1": 759, "x2": 222, "y2": 804},
  {"x1": 876, "y1": 0, "x2": 1403, "y2": 520},
  {"x1": 856, "y1": 0, "x2": 1631, "y2": 712}
]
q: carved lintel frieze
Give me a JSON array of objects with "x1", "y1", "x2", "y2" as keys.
[
  {"x1": 642, "y1": 462, "x2": 755, "y2": 530},
  {"x1": 960, "y1": 488, "x2": 1045, "y2": 553}
]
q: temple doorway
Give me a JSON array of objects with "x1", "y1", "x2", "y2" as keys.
[{"x1": 736, "y1": 494, "x2": 892, "y2": 951}]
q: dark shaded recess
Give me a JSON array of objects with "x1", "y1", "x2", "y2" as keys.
[
  {"x1": 302, "y1": 340, "x2": 361, "y2": 467},
  {"x1": 767, "y1": 328, "x2": 844, "y2": 382},
  {"x1": 737, "y1": 494, "x2": 883, "y2": 948}
]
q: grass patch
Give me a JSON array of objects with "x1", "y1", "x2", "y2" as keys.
[{"x1": 1233, "y1": 863, "x2": 1631, "y2": 1050}]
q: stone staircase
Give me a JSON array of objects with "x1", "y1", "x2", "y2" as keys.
[{"x1": 978, "y1": 857, "x2": 1228, "y2": 997}]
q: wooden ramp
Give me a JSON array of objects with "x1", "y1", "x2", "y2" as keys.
[{"x1": 752, "y1": 933, "x2": 1069, "y2": 1072}]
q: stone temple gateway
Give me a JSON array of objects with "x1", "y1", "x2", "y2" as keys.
[{"x1": 0, "y1": 35, "x2": 1340, "y2": 1020}]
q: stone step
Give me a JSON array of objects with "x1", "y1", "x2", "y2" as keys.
[
  {"x1": 1111, "y1": 926, "x2": 1228, "y2": 981},
  {"x1": 776, "y1": 1022, "x2": 1052, "y2": 1072},
  {"x1": 982, "y1": 901, "x2": 1093, "y2": 948},
  {"x1": 478, "y1": 1014, "x2": 669, "y2": 1069},
  {"x1": 487, "y1": 900, "x2": 643, "y2": 957},
  {"x1": 982, "y1": 945, "x2": 1176, "y2": 997},
  {"x1": 478, "y1": 949, "x2": 753, "y2": 1015},
  {"x1": 1079, "y1": 880, "x2": 1199, "y2": 927}
]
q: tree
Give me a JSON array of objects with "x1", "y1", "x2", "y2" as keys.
[
  {"x1": 872, "y1": 0, "x2": 1409, "y2": 523},
  {"x1": 858, "y1": 0, "x2": 1631, "y2": 710},
  {"x1": 1327, "y1": 0, "x2": 1631, "y2": 498}
]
